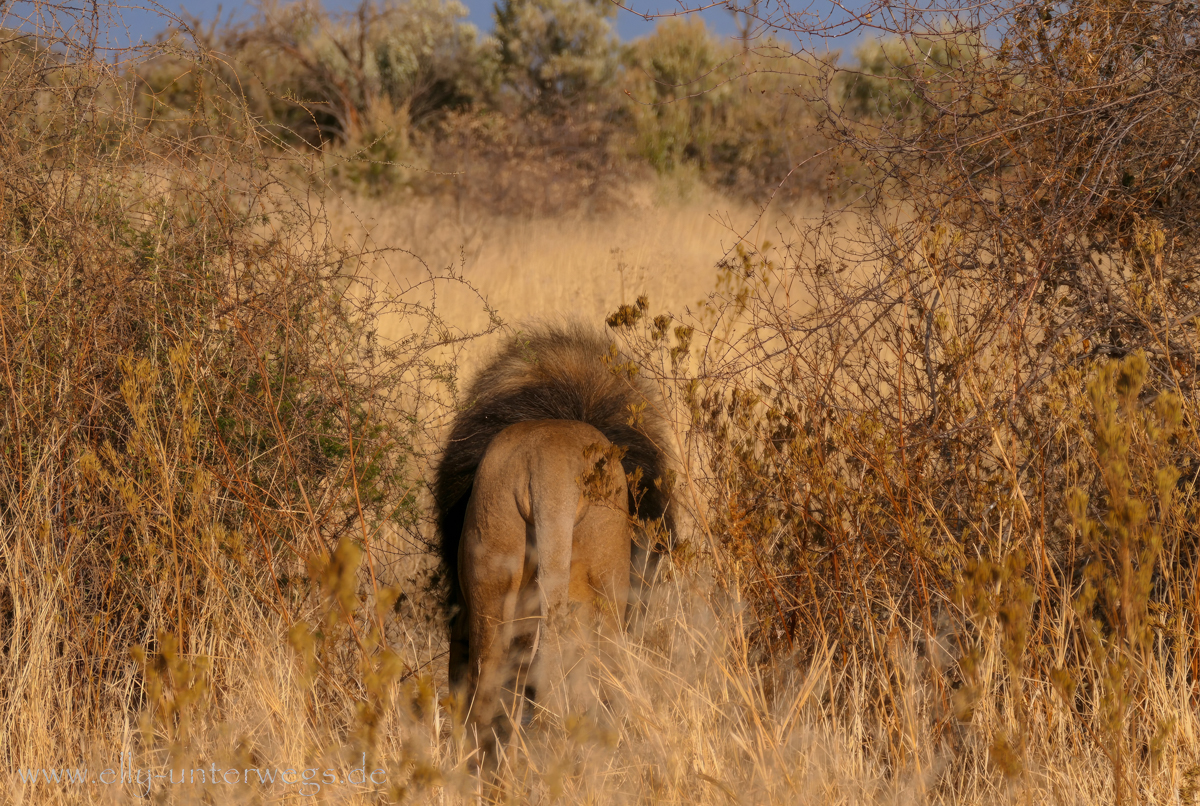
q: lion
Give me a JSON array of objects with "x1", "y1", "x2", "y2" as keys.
[{"x1": 432, "y1": 325, "x2": 674, "y2": 764}]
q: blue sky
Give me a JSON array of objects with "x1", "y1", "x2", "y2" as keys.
[{"x1": 2, "y1": 0, "x2": 865, "y2": 56}]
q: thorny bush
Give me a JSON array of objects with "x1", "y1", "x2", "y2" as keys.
[
  {"x1": 606, "y1": 0, "x2": 1200, "y2": 794},
  {"x1": 0, "y1": 9, "x2": 492, "y2": 773}
]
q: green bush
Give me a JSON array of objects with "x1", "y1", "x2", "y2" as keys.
[
  {"x1": 138, "y1": 0, "x2": 498, "y2": 149},
  {"x1": 494, "y1": 0, "x2": 618, "y2": 109},
  {"x1": 840, "y1": 34, "x2": 981, "y2": 123},
  {"x1": 620, "y1": 18, "x2": 726, "y2": 172},
  {"x1": 132, "y1": 2, "x2": 838, "y2": 202},
  {"x1": 621, "y1": 21, "x2": 830, "y2": 198}
]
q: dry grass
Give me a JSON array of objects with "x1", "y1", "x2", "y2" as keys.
[
  {"x1": 327, "y1": 183, "x2": 801, "y2": 338},
  {"x1": 12, "y1": 548, "x2": 1196, "y2": 804},
  {"x1": 9, "y1": 183, "x2": 1197, "y2": 803},
  {"x1": 5, "y1": 2, "x2": 1200, "y2": 804}
]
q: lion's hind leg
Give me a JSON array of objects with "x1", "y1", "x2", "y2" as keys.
[
  {"x1": 533, "y1": 459, "x2": 631, "y2": 724},
  {"x1": 572, "y1": 496, "x2": 632, "y2": 716},
  {"x1": 521, "y1": 486, "x2": 579, "y2": 726},
  {"x1": 460, "y1": 500, "x2": 526, "y2": 767}
]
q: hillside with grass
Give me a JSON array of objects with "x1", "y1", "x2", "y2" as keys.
[{"x1": 3, "y1": 0, "x2": 1200, "y2": 802}]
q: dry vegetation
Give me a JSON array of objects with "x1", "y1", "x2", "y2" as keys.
[{"x1": 3, "y1": 0, "x2": 1200, "y2": 802}]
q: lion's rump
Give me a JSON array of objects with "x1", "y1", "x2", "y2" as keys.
[{"x1": 432, "y1": 324, "x2": 674, "y2": 608}]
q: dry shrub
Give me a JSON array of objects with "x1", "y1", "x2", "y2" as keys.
[
  {"x1": 605, "y1": 222, "x2": 1200, "y2": 802},
  {"x1": 424, "y1": 107, "x2": 634, "y2": 217},
  {"x1": 601, "y1": 0, "x2": 1200, "y2": 797},
  {"x1": 0, "y1": 2, "x2": 493, "y2": 787}
]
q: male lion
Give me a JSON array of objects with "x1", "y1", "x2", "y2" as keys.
[{"x1": 433, "y1": 325, "x2": 674, "y2": 765}]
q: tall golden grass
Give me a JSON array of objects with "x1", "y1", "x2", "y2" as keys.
[{"x1": 4, "y1": 1, "x2": 1200, "y2": 803}]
